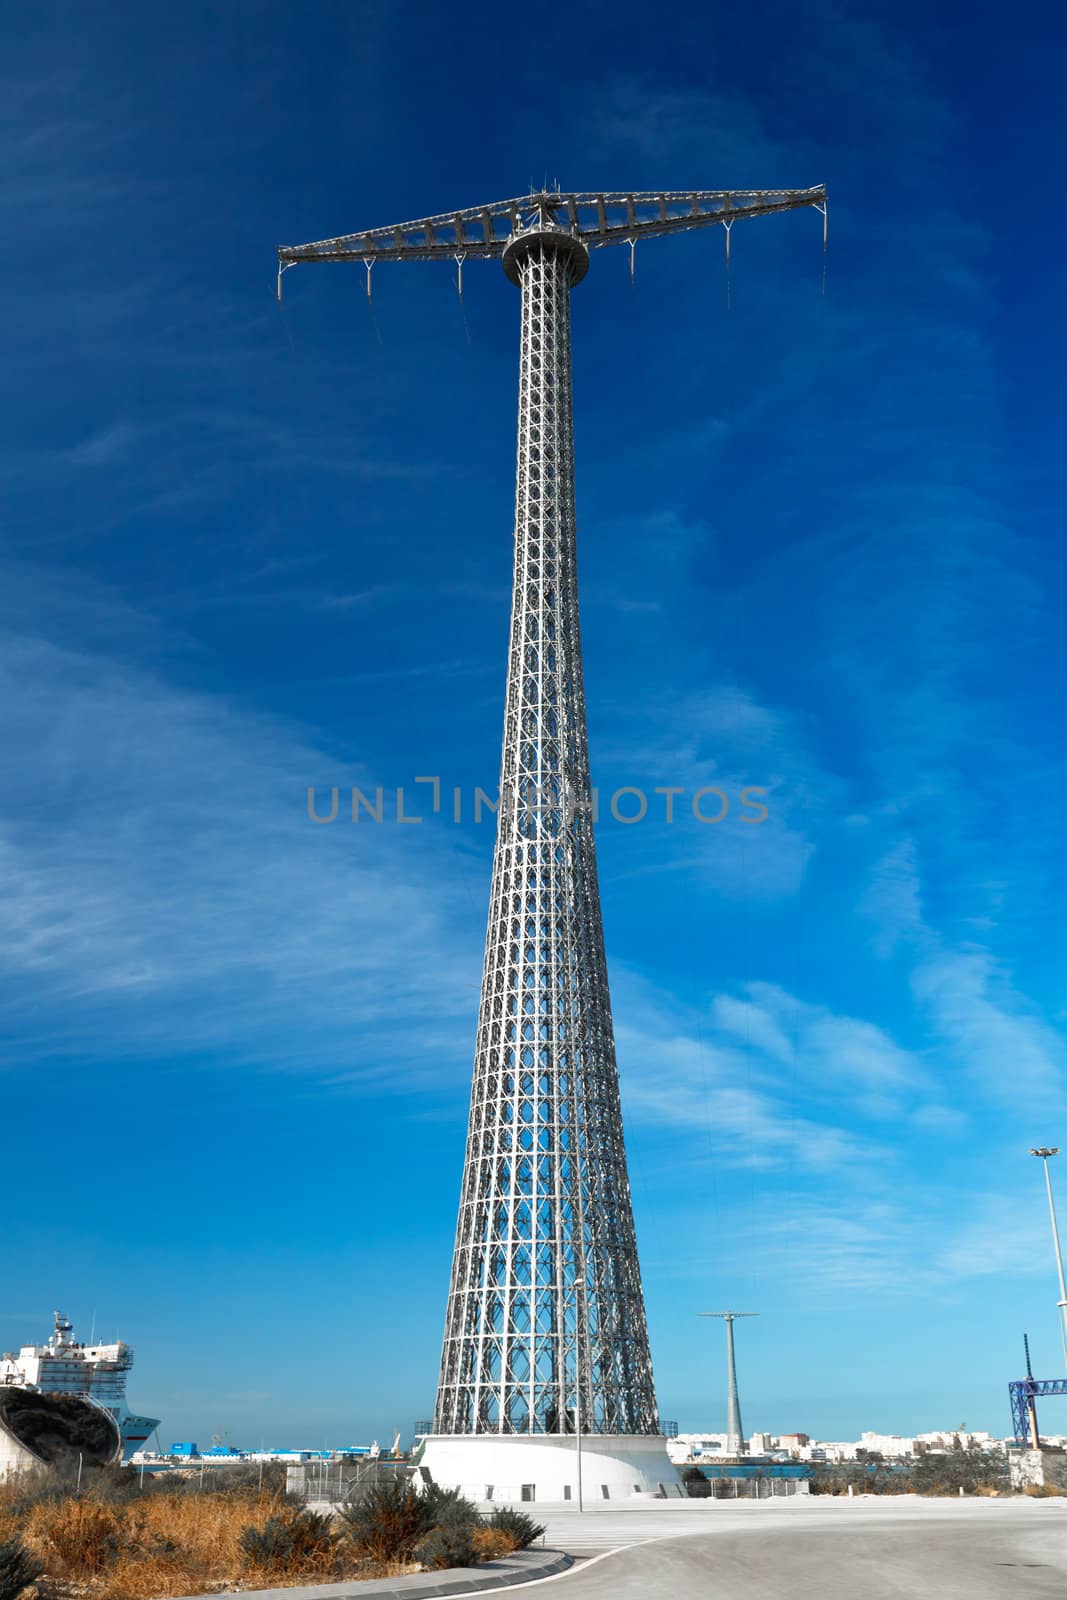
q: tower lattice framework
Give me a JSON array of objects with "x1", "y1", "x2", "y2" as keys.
[
  {"x1": 434, "y1": 229, "x2": 657, "y2": 1437},
  {"x1": 276, "y1": 185, "x2": 827, "y2": 1450}
]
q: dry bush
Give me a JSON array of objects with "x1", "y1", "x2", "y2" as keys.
[
  {"x1": 471, "y1": 1525, "x2": 516, "y2": 1560},
  {"x1": 0, "y1": 1537, "x2": 43, "y2": 1600},
  {"x1": 0, "y1": 1476, "x2": 504, "y2": 1597},
  {"x1": 27, "y1": 1497, "x2": 127, "y2": 1576},
  {"x1": 12, "y1": 1486, "x2": 304, "y2": 1598},
  {"x1": 238, "y1": 1509, "x2": 336, "y2": 1572},
  {"x1": 337, "y1": 1482, "x2": 430, "y2": 1564},
  {"x1": 413, "y1": 1520, "x2": 476, "y2": 1571},
  {"x1": 485, "y1": 1507, "x2": 543, "y2": 1549}
]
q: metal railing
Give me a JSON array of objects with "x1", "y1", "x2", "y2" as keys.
[{"x1": 689, "y1": 1475, "x2": 810, "y2": 1499}]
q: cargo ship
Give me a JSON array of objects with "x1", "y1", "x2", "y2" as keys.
[{"x1": 0, "y1": 1312, "x2": 159, "y2": 1461}]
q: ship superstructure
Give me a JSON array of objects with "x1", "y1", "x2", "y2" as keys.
[{"x1": 0, "y1": 1312, "x2": 159, "y2": 1460}]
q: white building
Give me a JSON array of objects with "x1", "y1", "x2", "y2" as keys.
[
  {"x1": 668, "y1": 1425, "x2": 1014, "y2": 1468},
  {"x1": 914, "y1": 1430, "x2": 1002, "y2": 1454},
  {"x1": 667, "y1": 1433, "x2": 733, "y2": 1464},
  {"x1": 853, "y1": 1432, "x2": 920, "y2": 1458}
]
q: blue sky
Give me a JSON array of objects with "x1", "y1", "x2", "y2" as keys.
[{"x1": 3, "y1": 0, "x2": 1066, "y2": 1447}]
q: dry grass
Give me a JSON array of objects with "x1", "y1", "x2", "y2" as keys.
[
  {"x1": 470, "y1": 1526, "x2": 517, "y2": 1561},
  {"x1": 3, "y1": 1486, "x2": 337, "y2": 1598},
  {"x1": 0, "y1": 1479, "x2": 519, "y2": 1600}
]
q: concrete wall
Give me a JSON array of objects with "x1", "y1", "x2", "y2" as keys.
[
  {"x1": 416, "y1": 1433, "x2": 685, "y2": 1505},
  {"x1": 0, "y1": 1412, "x2": 45, "y2": 1480}
]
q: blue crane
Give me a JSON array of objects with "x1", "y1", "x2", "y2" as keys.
[{"x1": 1010, "y1": 1334, "x2": 1067, "y2": 1445}]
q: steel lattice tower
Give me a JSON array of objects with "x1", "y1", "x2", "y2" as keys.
[
  {"x1": 278, "y1": 187, "x2": 825, "y2": 1490},
  {"x1": 434, "y1": 226, "x2": 656, "y2": 1440}
]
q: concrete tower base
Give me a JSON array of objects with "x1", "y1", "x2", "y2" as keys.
[
  {"x1": 1009, "y1": 1446, "x2": 1067, "y2": 1491},
  {"x1": 414, "y1": 1434, "x2": 685, "y2": 1506}
]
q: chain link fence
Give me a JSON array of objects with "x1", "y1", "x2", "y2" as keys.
[{"x1": 287, "y1": 1459, "x2": 412, "y2": 1504}]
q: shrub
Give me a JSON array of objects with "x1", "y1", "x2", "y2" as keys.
[
  {"x1": 422, "y1": 1483, "x2": 477, "y2": 1525},
  {"x1": 902, "y1": 1446, "x2": 1008, "y2": 1497},
  {"x1": 0, "y1": 1538, "x2": 43, "y2": 1600},
  {"x1": 173, "y1": 1462, "x2": 288, "y2": 1497},
  {"x1": 485, "y1": 1507, "x2": 544, "y2": 1549},
  {"x1": 239, "y1": 1515, "x2": 297, "y2": 1568},
  {"x1": 471, "y1": 1525, "x2": 517, "y2": 1560},
  {"x1": 337, "y1": 1482, "x2": 431, "y2": 1563},
  {"x1": 238, "y1": 1509, "x2": 335, "y2": 1569},
  {"x1": 339, "y1": 1484, "x2": 483, "y2": 1572},
  {"x1": 415, "y1": 1518, "x2": 477, "y2": 1570}
]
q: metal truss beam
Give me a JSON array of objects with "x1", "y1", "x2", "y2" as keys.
[
  {"x1": 1010, "y1": 1376, "x2": 1067, "y2": 1444},
  {"x1": 277, "y1": 186, "x2": 826, "y2": 270}
]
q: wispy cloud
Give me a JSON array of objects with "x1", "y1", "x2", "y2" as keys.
[
  {"x1": 934, "y1": 1194, "x2": 1052, "y2": 1281},
  {"x1": 912, "y1": 946, "x2": 1067, "y2": 1112},
  {"x1": 65, "y1": 422, "x2": 139, "y2": 468},
  {"x1": 612, "y1": 971, "x2": 922, "y2": 1173},
  {"x1": 724, "y1": 1188, "x2": 1052, "y2": 1296},
  {"x1": 318, "y1": 588, "x2": 385, "y2": 610},
  {"x1": 860, "y1": 838, "x2": 924, "y2": 958},
  {"x1": 861, "y1": 837, "x2": 1066, "y2": 1115},
  {"x1": 0, "y1": 584, "x2": 482, "y2": 1082},
  {"x1": 593, "y1": 683, "x2": 826, "y2": 900},
  {"x1": 751, "y1": 1201, "x2": 925, "y2": 1294}
]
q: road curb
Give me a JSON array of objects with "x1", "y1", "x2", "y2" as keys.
[{"x1": 170, "y1": 1548, "x2": 572, "y2": 1600}]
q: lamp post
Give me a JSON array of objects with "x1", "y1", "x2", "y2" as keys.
[{"x1": 1030, "y1": 1148, "x2": 1067, "y2": 1374}]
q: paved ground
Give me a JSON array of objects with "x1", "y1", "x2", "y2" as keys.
[
  {"x1": 505, "y1": 1497, "x2": 1067, "y2": 1598},
  {"x1": 178, "y1": 1497, "x2": 1067, "y2": 1599}
]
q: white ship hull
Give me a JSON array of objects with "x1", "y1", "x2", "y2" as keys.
[{"x1": 117, "y1": 1412, "x2": 160, "y2": 1460}]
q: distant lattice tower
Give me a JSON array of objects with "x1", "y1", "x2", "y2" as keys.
[{"x1": 278, "y1": 185, "x2": 826, "y2": 1502}]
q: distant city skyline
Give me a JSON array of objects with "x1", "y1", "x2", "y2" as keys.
[{"x1": 2, "y1": 0, "x2": 1066, "y2": 1448}]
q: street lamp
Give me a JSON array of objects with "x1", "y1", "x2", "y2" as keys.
[{"x1": 1030, "y1": 1147, "x2": 1067, "y2": 1374}]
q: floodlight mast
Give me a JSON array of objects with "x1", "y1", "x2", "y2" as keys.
[
  {"x1": 700, "y1": 1313, "x2": 759, "y2": 1454},
  {"x1": 276, "y1": 185, "x2": 824, "y2": 1497},
  {"x1": 1030, "y1": 1148, "x2": 1067, "y2": 1374}
]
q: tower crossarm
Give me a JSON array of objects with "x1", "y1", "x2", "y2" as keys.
[{"x1": 276, "y1": 186, "x2": 827, "y2": 269}]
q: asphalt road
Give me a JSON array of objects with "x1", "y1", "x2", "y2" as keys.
[{"x1": 515, "y1": 1504, "x2": 1067, "y2": 1600}]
